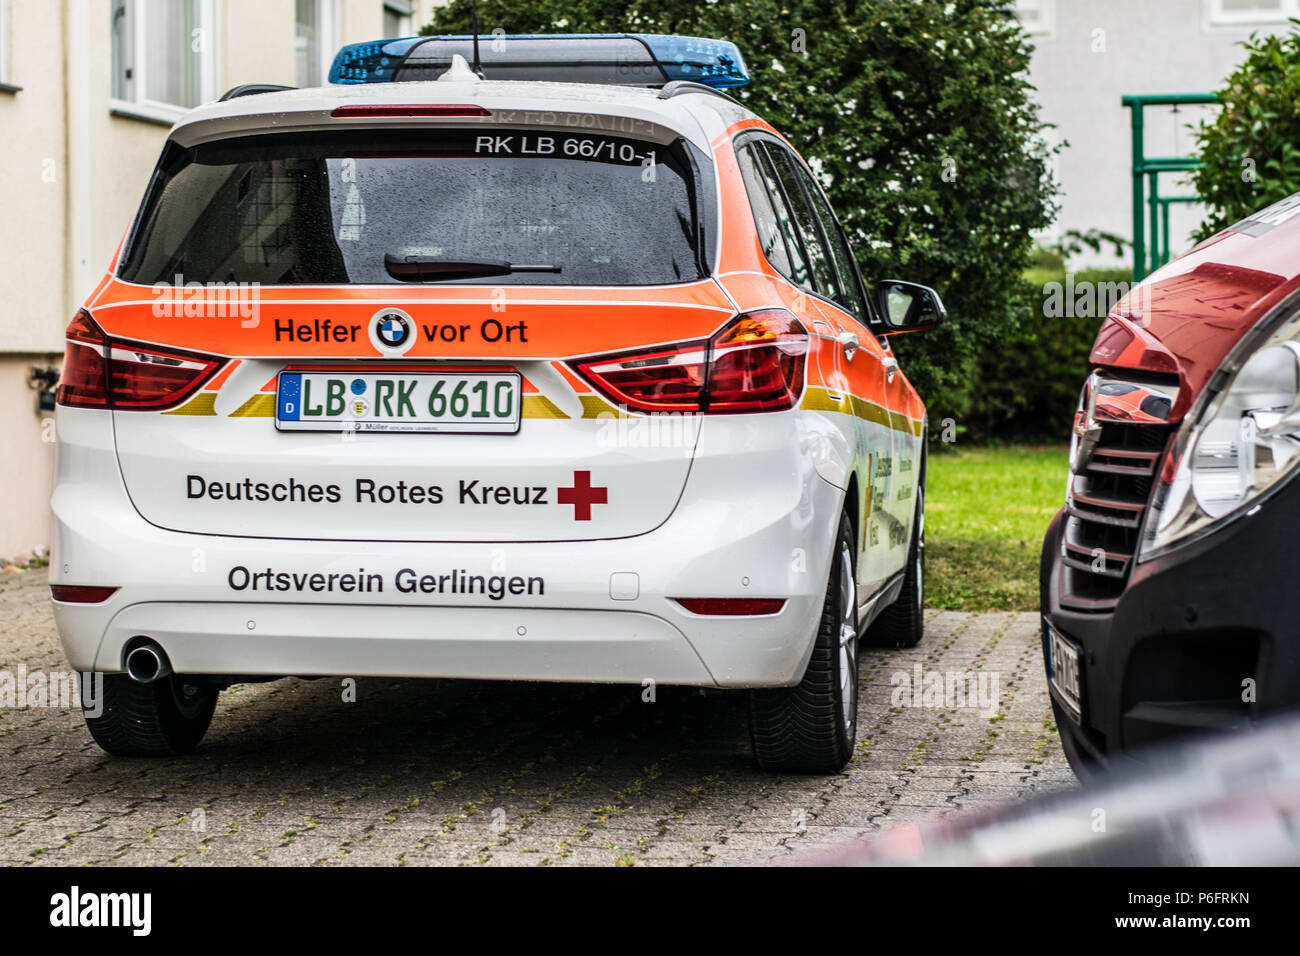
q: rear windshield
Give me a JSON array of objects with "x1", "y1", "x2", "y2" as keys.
[{"x1": 119, "y1": 128, "x2": 712, "y2": 286}]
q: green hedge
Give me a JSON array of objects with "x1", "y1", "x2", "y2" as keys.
[{"x1": 934, "y1": 268, "x2": 1129, "y2": 443}]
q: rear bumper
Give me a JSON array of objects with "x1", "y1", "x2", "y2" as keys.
[
  {"x1": 50, "y1": 408, "x2": 845, "y2": 688},
  {"x1": 76, "y1": 602, "x2": 718, "y2": 685},
  {"x1": 1040, "y1": 481, "x2": 1300, "y2": 768}
]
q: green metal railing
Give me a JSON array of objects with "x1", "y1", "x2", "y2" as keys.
[{"x1": 1122, "y1": 93, "x2": 1220, "y2": 283}]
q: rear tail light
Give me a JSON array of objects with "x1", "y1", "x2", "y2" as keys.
[
  {"x1": 57, "y1": 311, "x2": 110, "y2": 408},
  {"x1": 57, "y1": 310, "x2": 224, "y2": 410},
  {"x1": 674, "y1": 598, "x2": 786, "y2": 615},
  {"x1": 571, "y1": 309, "x2": 807, "y2": 414},
  {"x1": 574, "y1": 341, "x2": 711, "y2": 412},
  {"x1": 705, "y1": 310, "x2": 808, "y2": 413}
]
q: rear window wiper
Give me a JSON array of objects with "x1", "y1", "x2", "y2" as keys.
[{"x1": 384, "y1": 254, "x2": 562, "y2": 282}]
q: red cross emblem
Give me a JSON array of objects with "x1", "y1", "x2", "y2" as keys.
[{"x1": 557, "y1": 470, "x2": 608, "y2": 521}]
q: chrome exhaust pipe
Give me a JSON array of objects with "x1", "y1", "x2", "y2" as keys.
[{"x1": 125, "y1": 642, "x2": 172, "y2": 684}]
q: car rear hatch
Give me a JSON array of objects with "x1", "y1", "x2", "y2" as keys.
[{"x1": 95, "y1": 117, "x2": 731, "y2": 542}]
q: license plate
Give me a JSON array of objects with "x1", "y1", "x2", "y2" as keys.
[
  {"x1": 1045, "y1": 619, "x2": 1083, "y2": 722},
  {"x1": 275, "y1": 371, "x2": 521, "y2": 434}
]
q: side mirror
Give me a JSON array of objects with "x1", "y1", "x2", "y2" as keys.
[{"x1": 876, "y1": 280, "x2": 946, "y2": 333}]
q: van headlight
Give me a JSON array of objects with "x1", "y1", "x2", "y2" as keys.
[{"x1": 1141, "y1": 307, "x2": 1300, "y2": 560}]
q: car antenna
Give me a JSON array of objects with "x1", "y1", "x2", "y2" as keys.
[{"x1": 470, "y1": 0, "x2": 485, "y2": 78}]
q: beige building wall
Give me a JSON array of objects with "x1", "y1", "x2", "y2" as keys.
[
  {"x1": 0, "y1": 0, "x2": 443, "y2": 560},
  {"x1": 1, "y1": 0, "x2": 68, "y2": 563},
  {"x1": 1022, "y1": 0, "x2": 1294, "y2": 269}
]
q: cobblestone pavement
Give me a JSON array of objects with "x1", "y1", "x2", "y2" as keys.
[{"x1": 0, "y1": 568, "x2": 1074, "y2": 866}]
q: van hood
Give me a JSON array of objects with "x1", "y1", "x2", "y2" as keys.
[{"x1": 1089, "y1": 212, "x2": 1300, "y2": 422}]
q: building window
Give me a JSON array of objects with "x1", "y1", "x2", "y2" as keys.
[
  {"x1": 111, "y1": 0, "x2": 219, "y2": 121},
  {"x1": 1209, "y1": 0, "x2": 1299, "y2": 23},
  {"x1": 1012, "y1": 0, "x2": 1055, "y2": 37},
  {"x1": 296, "y1": 0, "x2": 338, "y2": 87},
  {"x1": 384, "y1": 1, "x2": 414, "y2": 39}
]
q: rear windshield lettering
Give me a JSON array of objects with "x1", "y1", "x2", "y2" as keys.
[{"x1": 474, "y1": 133, "x2": 649, "y2": 165}]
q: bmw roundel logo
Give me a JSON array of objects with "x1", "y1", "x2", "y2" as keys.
[
  {"x1": 368, "y1": 307, "x2": 416, "y2": 355},
  {"x1": 376, "y1": 311, "x2": 410, "y2": 347}
]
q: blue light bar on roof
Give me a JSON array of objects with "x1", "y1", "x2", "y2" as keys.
[
  {"x1": 328, "y1": 36, "x2": 427, "y2": 84},
  {"x1": 327, "y1": 33, "x2": 750, "y2": 90},
  {"x1": 637, "y1": 35, "x2": 748, "y2": 88}
]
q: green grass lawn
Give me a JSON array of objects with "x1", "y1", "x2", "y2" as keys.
[{"x1": 926, "y1": 445, "x2": 1068, "y2": 612}]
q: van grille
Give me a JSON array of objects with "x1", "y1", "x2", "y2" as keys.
[{"x1": 1061, "y1": 377, "x2": 1177, "y2": 611}]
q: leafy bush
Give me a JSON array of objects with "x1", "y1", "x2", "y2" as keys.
[
  {"x1": 1192, "y1": 22, "x2": 1300, "y2": 240},
  {"x1": 960, "y1": 268, "x2": 1130, "y2": 442},
  {"x1": 421, "y1": 0, "x2": 1058, "y2": 420}
]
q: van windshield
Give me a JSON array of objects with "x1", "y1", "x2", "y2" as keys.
[{"x1": 119, "y1": 129, "x2": 710, "y2": 286}]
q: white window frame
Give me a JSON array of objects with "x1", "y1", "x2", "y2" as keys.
[
  {"x1": 0, "y1": 0, "x2": 12, "y2": 87},
  {"x1": 383, "y1": 0, "x2": 415, "y2": 39},
  {"x1": 296, "y1": 0, "x2": 338, "y2": 88},
  {"x1": 1013, "y1": 0, "x2": 1056, "y2": 39},
  {"x1": 1208, "y1": 0, "x2": 1299, "y2": 25},
  {"x1": 111, "y1": 0, "x2": 221, "y2": 125}
]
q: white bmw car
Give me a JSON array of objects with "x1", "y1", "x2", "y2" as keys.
[{"x1": 50, "y1": 34, "x2": 942, "y2": 772}]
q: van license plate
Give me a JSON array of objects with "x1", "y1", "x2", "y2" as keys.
[{"x1": 1045, "y1": 619, "x2": 1083, "y2": 722}]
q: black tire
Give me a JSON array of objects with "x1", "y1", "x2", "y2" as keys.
[
  {"x1": 83, "y1": 673, "x2": 218, "y2": 757},
  {"x1": 749, "y1": 511, "x2": 858, "y2": 773},
  {"x1": 868, "y1": 482, "x2": 925, "y2": 648}
]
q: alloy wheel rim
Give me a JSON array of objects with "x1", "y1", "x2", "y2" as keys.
[
  {"x1": 916, "y1": 492, "x2": 925, "y2": 612},
  {"x1": 838, "y1": 543, "x2": 858, "y2": 734}
]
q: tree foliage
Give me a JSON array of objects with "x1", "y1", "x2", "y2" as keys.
[
  {"x1": 421, "y1": 0, "x2": 1058, "y2": 417},
  {"x1": 1193, "y1": 22, "x2": 1300, "y2": 240}
]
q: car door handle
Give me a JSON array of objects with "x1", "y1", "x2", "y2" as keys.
[
  {"x1": 837, "y1": 331, "x2": 859, "y2": 361},
  {"x1": 882, "y1": 354, "x2": 898, "y2": 383}
]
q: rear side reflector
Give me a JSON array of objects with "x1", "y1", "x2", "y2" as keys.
[
  {"x1": 56, "y1": 310, "x2": 224, "y2": 410},
  {"x1": 674, "y1": 598, "x2": 786, "y2": 616},
  {"x1": 50, "y1": 585, "x2": 119, "y2": 604},
  {"x1": 572, "y1": 309, "x2": 807, "y2": 414},
  {"x1": 330, "y1": 104, "x2": 491, "y2": 118}
]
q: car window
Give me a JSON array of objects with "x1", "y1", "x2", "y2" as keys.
[
  {"x1": 734, "y1": 144, "x2": 794, "y2": 279},
  {"x1": 120, "y1": 129, "x2": 707, "y2": 286},
  {"x1": 802, "y1": 174, "x2": 868, "y2": 321},
  {"x1": 763, "y1": 144, "x2": 842, "y2": 303},
  {"x1": 1140, "y1": 393, "x2": 1172, "y2": 419},
  {"x1": 745, "y1": 143, "x2": 815, "y2": 292}
]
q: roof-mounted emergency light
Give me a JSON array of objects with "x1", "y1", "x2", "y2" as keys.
[{"x1": 327, "y1": 33, "x2": 750, "y2": 90}]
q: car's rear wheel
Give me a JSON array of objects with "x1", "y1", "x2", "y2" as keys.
[
  {"x1": 749, "y1": 511, "x2": 858, "y2": 773},
  {"x1": 84, "y1": 674, "x2": 218, "y2": 757},
  {"x1": 869, "y1": 483, "x2": 925, "y2": 648}
]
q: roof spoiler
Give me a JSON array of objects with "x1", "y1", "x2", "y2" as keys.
[{"x1": 219, "y1": 83, "x2": 297, "y2": 101}]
